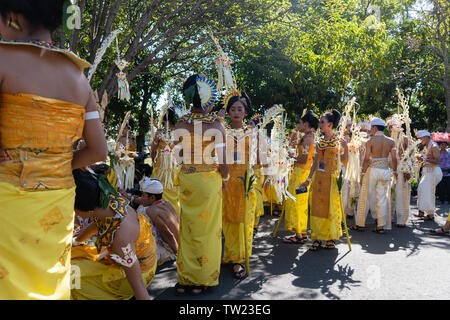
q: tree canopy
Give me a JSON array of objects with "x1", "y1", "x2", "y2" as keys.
[{"x1": 58, "y1": 0, "x2": 449, "y2": 147}]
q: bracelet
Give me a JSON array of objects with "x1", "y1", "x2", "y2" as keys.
[
  {"x1": 222, "y1": 174, "x2": 230, "y2": 182},
  {"x1": 306, "y1": 177, "x2": 311, "y2": 182}
]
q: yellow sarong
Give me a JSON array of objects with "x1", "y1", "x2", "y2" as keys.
[
  {"x1": 222, "y1": 190, "x2": 256, "y2": 264},
  {"x1": 0, "y1": 182, "x2": 75, "y2": 300},
  {"x1": 177, "y1": 171, "x2": 223, "y2": 287},
  {"x1": 0, "y1": 93, "x2": 85, "y2": 300},
  {"x1": 284, "y1": 143, "x2": 314, "y2": 234},
  {"x1": 309, "y1": 138, "x2": 343, "y2": 241}
]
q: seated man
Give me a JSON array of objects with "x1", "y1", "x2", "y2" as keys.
[
  {"x1": 70, "y1": 169, "x2": 157, "y2": 300},
  {"x1": 137, "y1": 178, "x2": 179, "y2": 266}
]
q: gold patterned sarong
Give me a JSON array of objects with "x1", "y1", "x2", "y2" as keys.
[
  {"x1": 284, "y1": 143, "x2": 314, "y2": 234},
  {"x1": 309, "y1": 138, "x2": 343, "y2": 240},
  {"x1": 177, "y1": 171, "x2": 223, "y2": 286}
]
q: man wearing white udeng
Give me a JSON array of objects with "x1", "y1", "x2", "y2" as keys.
[{"x1": 416, "y1": 130, "x2": 442, "y2": 221}]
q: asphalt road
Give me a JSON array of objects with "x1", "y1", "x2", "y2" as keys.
[{"x1": 147, "y1": 197, "x2": 450, "y2": 300}]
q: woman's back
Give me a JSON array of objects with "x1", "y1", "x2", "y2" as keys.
[{"x1": 0, "y1": 42, "x2": 91, "y2": 107}]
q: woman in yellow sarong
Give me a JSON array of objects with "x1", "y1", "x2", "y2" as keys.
[
  {"x1": 70, "y1": 169, "x2": 156, "y2": 300},
  {"x1": 283, "y1": 110, "x2": 318, "y2": 244},
  {"x1": 150, "y1": 109, "x2": 180, "y2": 216},
  {"x1": 223, "y1": 95, "x2": 257, "y2": 279},
  {"x1": 0, "y1": 1, "x2": 107, "y2": 300},
  {"x1": 173, "y1": 74, "x2": 229, "y2": 295},
  {"x1": 299, "y1": 109, "x2": 348, "y2": 251}
]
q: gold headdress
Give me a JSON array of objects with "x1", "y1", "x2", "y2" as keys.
[{"x1": 222, "y1": 88, "x2": 242, "y2": 109}]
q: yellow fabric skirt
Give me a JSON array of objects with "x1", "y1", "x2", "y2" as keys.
[
  {"x1": 222, "y1": 190, "x2": 257, "y2": 264},
  {"x1": 152, "y1": 166, "x2": 180, "y2": 217},
  {"x1": 0, "y1": 182, "x2": 75, "y2": 300},
  {"x1": 284, "y1": 166, "x2": 310, "y2": 234},
  {"x1": 309, "y1": 173, "x2": 343, "y2": 241},
  {"x1": 70, "y1": 255, "x2": 157, "y2": 300},
  {"x1": 176, "y1": 171, "x2": 223, "y2": 286}
]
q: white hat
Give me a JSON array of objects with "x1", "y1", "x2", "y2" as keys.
[
  {"x1": 370, "y1": 117, "x2": 386, "y2": 127},
  {"x1": 358, "y1": 122, "x2": 371, "y2": 130},
  {"x1": 388, "y1": 118, "x2": 401, "y2": 126},
  {"x1": 417, "y1": 130, "x2": 431, "y2": 138},
  {"x1": 141, "y1": 178, "x2": 163, "y2": 194}
]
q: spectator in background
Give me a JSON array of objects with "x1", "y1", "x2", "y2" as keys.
[{"x1": 436, "y1": 142, "x2": 450, "y2": 204}]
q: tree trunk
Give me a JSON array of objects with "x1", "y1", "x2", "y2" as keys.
[
  {"x1": 445, "y1": 85, "x2": 450, "y2": 132},
  {"x1": 136, "y1": 87, "x2": 152, "y2": 153}
]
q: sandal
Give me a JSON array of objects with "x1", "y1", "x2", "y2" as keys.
[
  {"x1": 325, "y1": 240, "x2": 336, "y2": 249},
  {"x1": 350, "y1": 225, "x2": 365, "y2": 231},
  {"x1": 372, "y1": 228, "x2": 385, "y2": 234},
  {"x1": 232, "y1": 263, "x2": 247, "y2": 280},
  {"x1": 430, "y1": 227, "x2": 449, "y2": 235},
  {"x1": 396, "y1": 224, "x2": 406, "y2": 228},
  {"x1": 283, "y1": 235, "x2": 308, "y2": 244},
  {"x1": 309, "y1": 240, "x2": 321, "y2": 251},
  {"x1": 191, "y1": 285, "x2": 208, "y2": 295},
  {"x1": 422, "y1": 215, "x2": 435, "y2": 221},
  {"x1": 175, "y1": 283, "x2": 189, "y2": 295}
]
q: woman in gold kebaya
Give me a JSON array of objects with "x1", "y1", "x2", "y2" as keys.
[
  {"x1": 222, "y1": 95, "x2": 257, "y2": 279},
  {"x1": 283, "y1": 110, "x2": 319, "y2": 244},
  {"x1": 299, "y1": 110, "x2": 348, "y2": 251},
  {"x1": 174, "y1": 74, "x2": 229, "y2": 295},
  {"x1": 0, "y1": 1, "x2": 107, "y2": 299}
]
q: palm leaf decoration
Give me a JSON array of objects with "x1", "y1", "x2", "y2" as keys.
[
  {"x1": 239, "y1": 169, "x2": 256, "y2": 198},
  {"x1": 90, "y1": 173, "x2": 119, "y2": 209}
]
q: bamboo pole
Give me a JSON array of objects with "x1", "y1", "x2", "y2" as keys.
[
  {"x1": 272, "y1": 203, "x2": 285, "y2": 238},
  {"x1": 243, "y1": 168, "x2": 251, "y2": 276}
]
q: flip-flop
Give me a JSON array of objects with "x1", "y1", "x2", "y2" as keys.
[
  {"x1": 350, "y1": 225, "x2": 365, "y2": 231},
  {"x1": 372, "y1": 228, "x2": 385, "y2": 234},
  {"x1": 324, "y1": 240, "x2": 336, "y2": 249},
  {"x1": 283, "y1": 235, "x2": 308, "y2": 244},
  {"x1": 309, "y1": 240, "x2": 321, "y2": 251},
  {"x1": 232, "y1": 263, "x2": 247, "y2": 280},
  {"x1": 422, "y1": 216, "x2": 435, "y2": 221}
]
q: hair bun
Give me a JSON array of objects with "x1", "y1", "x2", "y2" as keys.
[{"x1": 332, "y1": 109, "x2": 341, "y2": 128}]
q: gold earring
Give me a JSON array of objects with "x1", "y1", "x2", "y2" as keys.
[{"x1": 8, "y1": 18, "x2": 22, "y2": 31}]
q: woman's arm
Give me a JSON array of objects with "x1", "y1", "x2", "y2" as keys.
[
  {"x1": 72, "y1": 88, "x2": 107, "y2": 169},
  {"x1": 74, "y1": 221, "x2": 97, "y2": 243},
  {"x1": 111, "y1": 235, "x2": 150, "y2": 300}
]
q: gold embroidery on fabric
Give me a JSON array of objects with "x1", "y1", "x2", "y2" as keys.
[
  {"x1": 40, "y1": 207, "x2": 64, "y2": 233},
  {"x1": 210, "y1": 270, "x2": 219, "y2": 281},
  {"x1": 197, "y1": 255, "x2": 209, "y2": 267},
  {"x1": 59, "y1": 243, "x2": 71, "y2": 266},
  {"x1": 199, "y1": 209, "x2": 211, "y2": 223},
  {"x1": 0, "y1": 265, "x2": 8, "y2": 279}
]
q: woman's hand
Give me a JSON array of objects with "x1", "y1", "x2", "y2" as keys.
[{"x1": 222, "y1": 180, "x2": 228, "y2": 193}]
